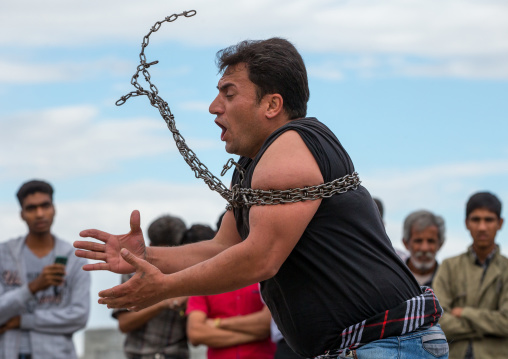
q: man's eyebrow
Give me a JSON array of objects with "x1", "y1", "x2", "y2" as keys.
[
  {"x1": 24, "y1": 201, "x2": 52, "y2": 209},
  {"x1": 217, "y1": 83, "x2": 235, "y2": 91}
]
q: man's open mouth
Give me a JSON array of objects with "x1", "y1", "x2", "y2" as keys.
[{"x1": 215, "y1": 121, "x2": 227, "y2": 141}]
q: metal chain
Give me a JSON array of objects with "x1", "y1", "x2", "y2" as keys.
[
  {"x1": 229, "y1": 172, "x2": 361, "y2": 208},
  {"x1": 116, "y1": 10, "x2": 361, "y2": 209}
]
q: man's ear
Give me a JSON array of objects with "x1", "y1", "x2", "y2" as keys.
[
  {"x1": 265, "y1": 94, "x2": 283, "y2": 119},
  {"x1": 20, "y1": 209, "x2": 25, "y2": 221},
  {"x1": 403, "y1": 239, "x2": 410, "y2": 251}
]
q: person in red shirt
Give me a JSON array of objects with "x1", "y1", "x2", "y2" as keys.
[{"x1": 186, "y1": 283, "x2": 274, "y2": 359}]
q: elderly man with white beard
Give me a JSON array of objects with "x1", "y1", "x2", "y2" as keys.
[{"x1": 402, "y1": 210, "x2": 445, "y2": 288}]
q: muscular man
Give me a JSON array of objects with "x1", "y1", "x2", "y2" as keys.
[
  {"x1": 0, "y1": 180, "x2": 90, "y2": 359},
  {"x1": 75, "y1": 38, "x2": 447, "y2": 358},
  {"x1": 433, "y1": 192, "x2": 507, "y2": 358},
  {"x1": 402, "y1": 210, "x2": 445, "y2": 287}
]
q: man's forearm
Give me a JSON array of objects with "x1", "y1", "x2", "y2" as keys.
[
  {"x1": 189, "y1": 324, "x2": 260, "y2": 348},
  {"x1": 439, "y1": 311, "x2": 478, "y2": 340},
  {"x1": 460, "y1": 306, "x2": 508, "y2": 337},
  {"x1": 0, "y1": 285, "x2": 33, "y2": 324},
  {"x1": 117, "y1": 301, "x2": 167, "y2": 333},
  {"x1": 158, "y1": 239, "x2": 277, "y2": 299},
  {"x1": 218, "y1": 306, "x2": 271, "y2": 338},
  {"x1": 146, "y1": 240, "x2": 230, "y2": 274}
]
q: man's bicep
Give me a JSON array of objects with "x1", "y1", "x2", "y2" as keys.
[
  {"x1": 247, "y1": 198, "x2": 320, "y2": 277},
  {"x1": 246, "y1": 129, "x2": 323, "y2": 276}
]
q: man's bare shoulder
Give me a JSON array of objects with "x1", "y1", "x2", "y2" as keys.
[{"x1": 252, "y1": 129, "x2": 323, "y2": 191}]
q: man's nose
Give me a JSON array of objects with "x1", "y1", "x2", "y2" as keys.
[
  {"x1": 209, "y1": 95, "x2": 223, "y2": 115},
  {"x1": 35, "y1": 206, "x2": 44, "y2": 217},
  {"x1": 478, "y1": 220, "x2": 488, "y2": 230},
  {"x1": 420, "y1": 240, "x2": 431, "y2": 252}
]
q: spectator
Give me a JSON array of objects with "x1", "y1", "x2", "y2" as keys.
[
  {"x1": 402, "y1": 210, "x2": 445, "y2": 287},
  {"x1": 433, "y1": 192, "x2": 507, "y2": 358},
  {"x1": 113, "y1": 214, "x2": 189, "y2": 359},
  {"x1": 186, "y1": 284, "x2": 274, "y2": 359},
  {"x1": 0, "y1": 179, "x2": 90, "y2": 359},
  {"x1": 181, "y1": 224, "x2": 216, "y2": 245}
]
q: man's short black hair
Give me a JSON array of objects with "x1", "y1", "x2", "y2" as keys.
[
  {"x1": 147, "y1": 215, "x2": 186, "y2": 247},
  {"x1": 181, "y1": 224, "x2": 216, "y2": 245},
  {"x1": 216, "y1": 37, "x2": 309, "y2": 120},
  {"x1": 16, "y1": 180, "x2": 54, "y2": 206},
  {"x1": 466, "y1": 192, "x2": 502, "y2": 219}
]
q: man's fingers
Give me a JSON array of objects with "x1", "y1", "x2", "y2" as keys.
[
  {"x1": 99, "y1": 297, "x2": 147, "y2": 311},
  {"x1": 99, "y1": 296, "x2": 134, "y2": 309},
  {"x1": 98, "y1": 282, "x2": 129, "y2": 300},
  {"x1": 78, "y1": 229, "x2": 111, "y2": 242},
  {"x1": 81, "y1": 262, "x2": 111, "y2": 271},
  {"x1": 74, "y1": 249, "x2": 107, "y2": 262},
  {"x1": 129, "y1": 210, "x2": 141, "y2": 233},
  {"x1": 120, "y1": 248, "x2": 142, "y2": 269},
  {"x1": 74, "y1": 240, "x2": 106, "y2": 252}
]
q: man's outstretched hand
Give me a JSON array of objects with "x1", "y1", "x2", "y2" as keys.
[
  {"x1": 98, "y1": 248, "x2": 170, "y2": 311},
  {"x1": 74, "y1": 210, "x2": 147, "y2": 274}
]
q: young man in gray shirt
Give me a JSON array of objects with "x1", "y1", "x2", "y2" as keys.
[{"x1": 0, "y1": 180, "x2": 90, "y2": 359}]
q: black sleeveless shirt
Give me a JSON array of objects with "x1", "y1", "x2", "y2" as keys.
[{"x1": 232, "y1": 118, "x2": 420, "y2": 358}]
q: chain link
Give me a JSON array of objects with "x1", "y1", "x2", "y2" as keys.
[{"x1": 116, "y1": 10, "x2": 361, "y2": 209}]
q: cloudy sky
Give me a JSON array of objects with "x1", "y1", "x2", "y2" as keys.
[{"x1": 1, "y1": 0, "x2": 507, "y2": 353}]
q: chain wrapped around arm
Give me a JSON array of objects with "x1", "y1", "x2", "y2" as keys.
[{"x1": 115, "y1": 10, "x2": 361, "y2": 210}]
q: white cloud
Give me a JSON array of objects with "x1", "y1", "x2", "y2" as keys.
[
  {"x1": 0, "y1": 57, "x2": 133, "y2": 84},
  {"x1": 0, "y1": 106, "x2": 175, "y2": 180},
  {"x1": 180, "y1": 101, "x2": 211, "y2": 112},
  {"x1": 52, "y1": 183, "x2": 226, "y2": 247},
  {"x1": 308, "y1": 62, "x2": 344, "y2": 81},
  {"x1": 364, "y1": 159, "x2": 508, "y2": 258},
  {"x1": 395, "y1": 55, "x2": 508, "y2": 79},
  {"x1": 2, "y1": 0, "x2": 508, "y2": 79}
]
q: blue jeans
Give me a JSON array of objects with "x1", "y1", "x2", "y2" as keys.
[{"x1": 338, "y1": 325, "x2": 448, "y2": 359}]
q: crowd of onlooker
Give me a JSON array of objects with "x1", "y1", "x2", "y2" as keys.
[
  {"x1": 1, "y1": 179, "x2": 506, "y2": 359},
  {"x1": 374, "y1": 192, "x2": 507, "y2": 359}
]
